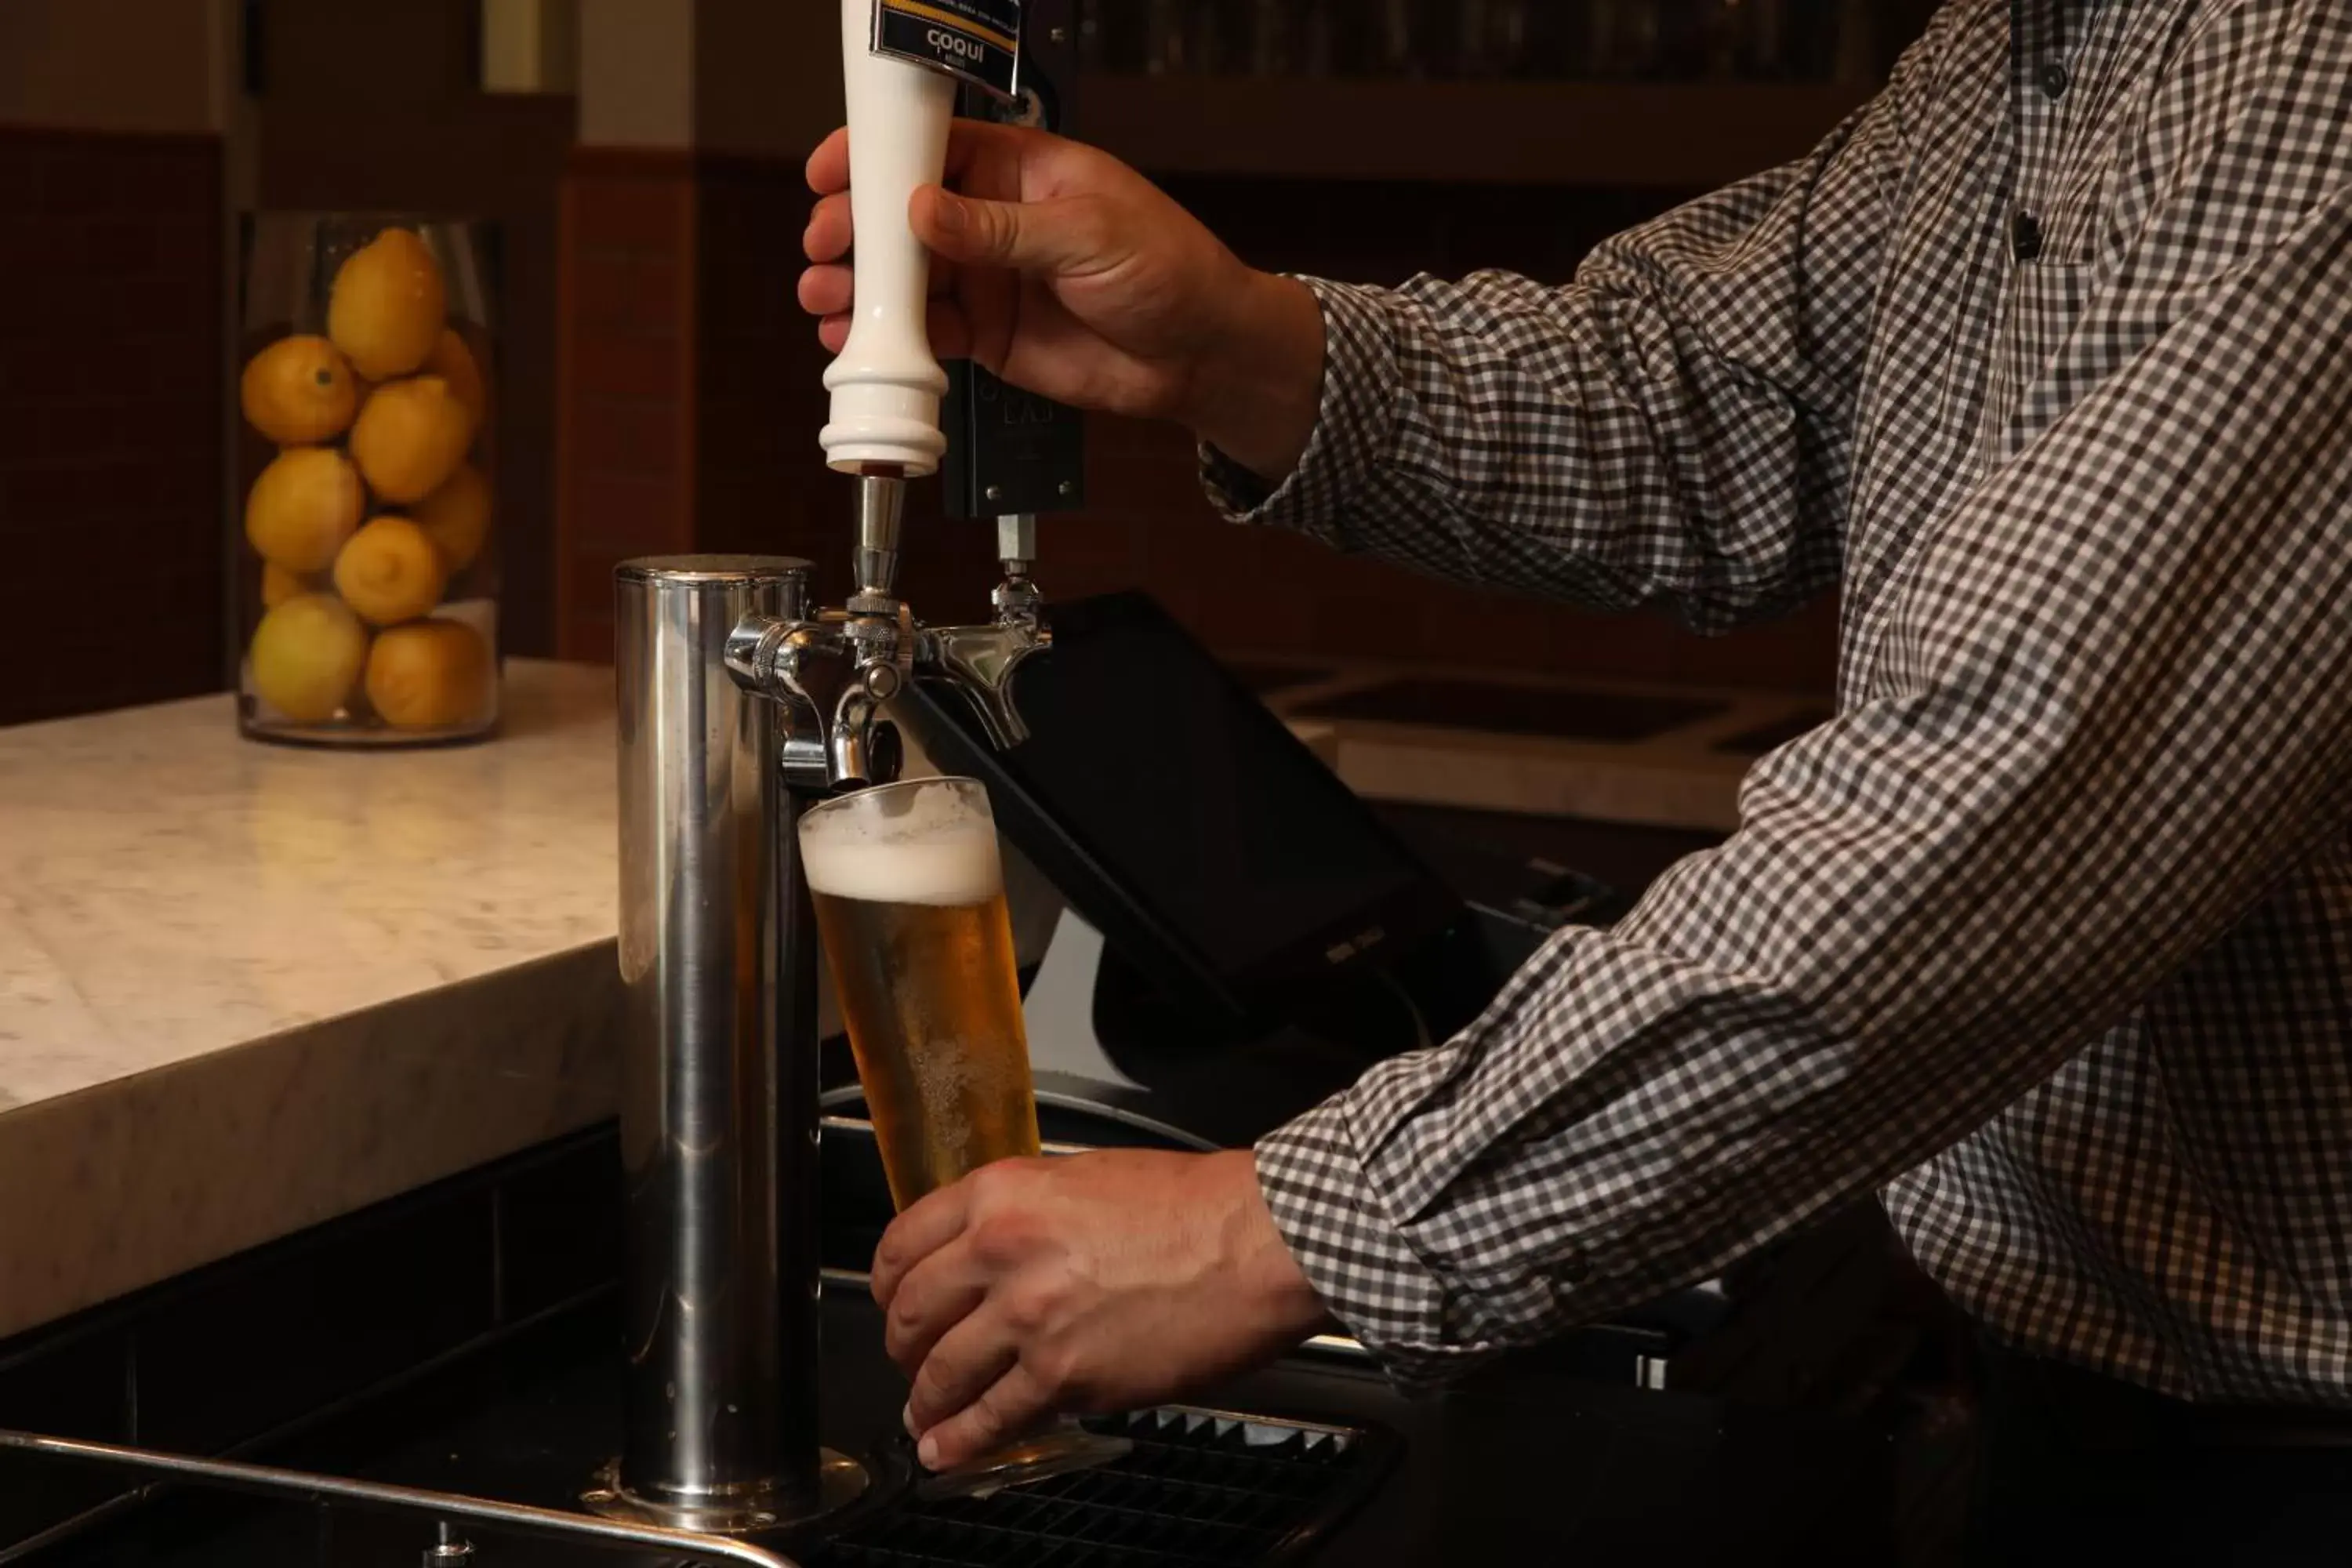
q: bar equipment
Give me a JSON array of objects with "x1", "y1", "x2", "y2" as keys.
[
  {"x1": 600, "y1": 0, "x2": 1080, "y2": 1530},
  {"x1": 605, "y1": 557, "x2": 863, "y2": 1533}
]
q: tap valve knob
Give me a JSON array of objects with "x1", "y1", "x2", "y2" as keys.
[
  {"x1": 991, "y1": 512, "x2": 1044, "y2": 630},
  {"x1": 996, "y1": 513, "x2": 1037, "y2": 573},
  {"x1": 993, "y1": 575, "x2": 1044, "y2": 627}
]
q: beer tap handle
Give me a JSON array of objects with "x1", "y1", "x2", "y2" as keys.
[{"x1": 821, "y1": 0, "x2": 954, "y2": 478}]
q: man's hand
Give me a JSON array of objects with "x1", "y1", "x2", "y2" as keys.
[
  {"x1": 800, "y1": 120, "x2": 1327, "y2": 483},
  {"x1": 871, "y1": 1149, "x2": 1333, "y2": 1472}
]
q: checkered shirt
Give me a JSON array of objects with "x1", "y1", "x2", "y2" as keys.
[{"x1": 1222, "y1": 0, "x2": 2352, "y2": 1403}]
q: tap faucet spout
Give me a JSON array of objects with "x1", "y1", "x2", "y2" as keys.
[{"x1": 828, "y1": 684, "x2": 903, "y2": 790}]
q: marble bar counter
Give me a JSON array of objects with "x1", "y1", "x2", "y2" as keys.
[
  {"x1": 0, "y1": 661, "x2": 1059, "y2": 1345},
  {"x1": 0, "y1": 662, "x2": 626, "y2": 1342}
]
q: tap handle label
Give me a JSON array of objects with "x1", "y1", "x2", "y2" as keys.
[{"x1": 870, "y1": 0, "x2": 1023, "y2": 100}]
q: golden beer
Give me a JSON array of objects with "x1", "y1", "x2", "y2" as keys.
[
  {"x1": 800, "y1": 778, "x2": 1043, "y2": 1209},
  {"x1": 801, "y1": 775, "x2": 1133, "y2": 1494}
]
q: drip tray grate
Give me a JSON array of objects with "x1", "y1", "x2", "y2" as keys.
[{"x1": 816, "y1": 1406, "x2": 1397, "y2": 1567}]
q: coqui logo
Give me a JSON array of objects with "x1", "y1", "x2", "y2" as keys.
[{"x1": 927, "y1": 27, "x2": 985, "y2": 64}]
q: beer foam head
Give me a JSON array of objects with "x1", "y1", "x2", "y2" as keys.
[{"x1": 799, "y1": 779, "x2": 1002, "y2": 906}]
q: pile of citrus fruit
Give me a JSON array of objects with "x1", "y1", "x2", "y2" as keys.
[{"x1": 239, "y1": 227, "x2": 495, "y2": 733}]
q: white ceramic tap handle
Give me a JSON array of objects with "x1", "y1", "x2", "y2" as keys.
[{"x1": 821, "y1": 0, "x2": 956, "y2": 477}]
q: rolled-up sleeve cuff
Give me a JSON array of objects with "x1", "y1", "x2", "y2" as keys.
[
  {"x1": 1254, "y1": 1092, "x2": 1500, "y2": 1395},
  {"x1": 1200, "y1": 278, "x2": 1402, "y2": 551}
]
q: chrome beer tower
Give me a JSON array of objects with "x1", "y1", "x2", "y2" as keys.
[{"x1": 605, "y1": 486, "x2": 1048, "y2": 1532}]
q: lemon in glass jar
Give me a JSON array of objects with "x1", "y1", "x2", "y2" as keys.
[
  {"x1": 260, "y1": 561, "x2": 310, "y2": 609},
  {"x1": 425, "y1": 327, "x2": 489, "y2": 426},
  {"x1": 412, "y1": 463, "x2": 492, "y2": 572},
  {"x1": 240, "y1": 335, "x2": 360, "y2": 446},
  {"x1": 365, "y1": 619, "x2": 493, "y2": 730},
  {"x1": 328, "y1": 227, "x2": 447, "y2": 381},
  {"x1": 333, "y1": 515, "x2": 448, "y2": 626},
  {"x1": 249, "y1": 593, "x2": 368, "y2": 724},
  {"x1": 350, "y1": 376, "x2": 475, "y2": 505},
  {"x1": 245, "y1": 447, "x2": 365, "y2": 575}
]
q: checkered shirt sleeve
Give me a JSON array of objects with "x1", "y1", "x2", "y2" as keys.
[{"x1": 1225, "y1": 11, "x2": 2352, "y2": 1392}]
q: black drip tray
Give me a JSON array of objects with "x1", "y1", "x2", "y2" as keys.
[
  {"x1": 1293, "y1": 678, "x2": 1724, "y2": 742},
  {"x1": 818, "y1": 1408, "x2": 1397, "y2": 1567}
]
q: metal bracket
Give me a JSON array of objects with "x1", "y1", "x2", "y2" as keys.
[{"x1": 0, "y1": 1428, "x2": 802, "y2": 1568}]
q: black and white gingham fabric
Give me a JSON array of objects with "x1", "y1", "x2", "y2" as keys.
[{"x1": 1224, "y1": 0, "x2": 2352, "y2": 1403}]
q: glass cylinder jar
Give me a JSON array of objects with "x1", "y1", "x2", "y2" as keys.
[{"x1": 233, "y1": 213, "x2": 501, "y2": 746}]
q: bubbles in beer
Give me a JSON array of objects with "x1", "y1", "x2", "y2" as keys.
[{"x1": 800, "y1": 777, "x2": 1040, "y2": 1210}]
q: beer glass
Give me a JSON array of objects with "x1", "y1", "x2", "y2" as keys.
[{"x1": 800, "y1": 778, "x2": 1131, "y2": 1498}]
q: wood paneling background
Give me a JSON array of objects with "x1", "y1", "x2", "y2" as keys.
[
  {"x1": 0, "y1": 125, "x2": 223, "y2": 727},
  {"x1": 3, "y1": 3, "x2": 1885, "y2": 726}
]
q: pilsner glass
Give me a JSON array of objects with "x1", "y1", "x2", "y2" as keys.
[{"x1": 799, "y1": 778, "x2": 1131, "y2": 1499}]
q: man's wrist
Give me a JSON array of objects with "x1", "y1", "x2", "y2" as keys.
[
  {"x1": 1221, "y1": 1149, "x2": 1338, "y2": 1343},
  {"x1": 1185, "y1": 271, "x2": 1326, "y2": 488}
]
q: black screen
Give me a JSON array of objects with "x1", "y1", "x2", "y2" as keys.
[{"x1": 925, "y1": 593, "x2": 1456, "y2": 995}]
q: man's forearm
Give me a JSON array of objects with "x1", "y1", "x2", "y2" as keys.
[{"x1": 1183, "y1": 270, "x2": 1326, "y2": 485}]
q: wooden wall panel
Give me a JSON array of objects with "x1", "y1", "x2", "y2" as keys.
[
  {"x1": 553, "y1": 147, "x2": 696, "y2": 665},
  {"x1": 0, "y1": 125, "x2": 223, "y2": 726}
]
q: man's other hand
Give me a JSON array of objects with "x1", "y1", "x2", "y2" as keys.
[{"x1": 870, "y1": 1149, "x2": 1333, "y2": 1472}]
